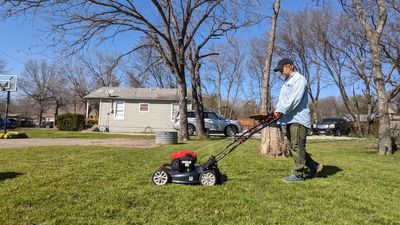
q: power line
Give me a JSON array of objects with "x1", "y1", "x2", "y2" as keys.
[{"x1": 0, "y1": 49, "x2": 25, "y2": 65}]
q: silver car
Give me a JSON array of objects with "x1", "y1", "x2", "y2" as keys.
[{"x1": 173, "y1": 111, "x2": 243, "y2": 137}]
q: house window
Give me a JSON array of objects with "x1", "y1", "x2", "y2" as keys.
[
  {"x1": 114, "y1": 101, "x2": 125, "y2": 120},
  {"x1": 139, "y1": 103, "x2": 150, "y2": 112}
]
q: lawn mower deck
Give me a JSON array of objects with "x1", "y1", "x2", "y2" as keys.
[
  {"x1": 152, "y1": 114, "x2": 277, "y2": 186},
  {"x1": 152, "y1": 150, "x2": 221, "y2": 186}
]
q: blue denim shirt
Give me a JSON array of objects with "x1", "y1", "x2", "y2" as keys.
[{"x1": 275, "y1": 71, "x2": 311, "y2": 129}]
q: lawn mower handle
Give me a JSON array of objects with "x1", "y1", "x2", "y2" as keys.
[{"x1": 201, "y1": 117, "x2": 278, "y2": 170}]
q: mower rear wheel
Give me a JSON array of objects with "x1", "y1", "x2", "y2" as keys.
[
  {"x1": 152, "y1": 170, "x2": 170, "y2": 185},
  {"x1": 199, "y1": 171, "x2": 217, "y2": 186}
]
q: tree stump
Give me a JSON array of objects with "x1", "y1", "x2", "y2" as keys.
[{"x1": 261, "y1": 126, "x2": 290, "y2": 157}]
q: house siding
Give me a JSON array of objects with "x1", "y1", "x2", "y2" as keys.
[{"x1": 99, "y1": 99, "x2": 179, "y2": 132}]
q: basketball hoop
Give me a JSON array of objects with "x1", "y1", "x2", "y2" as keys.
[
  {"x1": 0, "y1": 75, "x2": 17, "y2": 92},
  {"x1": 1, "y1": 75, "x2": 18, "y2": 134}
]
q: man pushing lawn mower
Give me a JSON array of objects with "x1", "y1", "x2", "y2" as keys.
[
  {"x1": 272, "y1": 58, "x2": 323, "y2": 182},
  {"x1": 151, "y1": 58, "x2": 322, "y2": 186}
]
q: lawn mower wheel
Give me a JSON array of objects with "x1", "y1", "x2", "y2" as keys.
[{"x1": 152, "y1": 170, "x2": 170, "y2": 185}]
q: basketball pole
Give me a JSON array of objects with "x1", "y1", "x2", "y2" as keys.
[{"x1": 4, "y1": 91, "x2": 10, "y2": 134}]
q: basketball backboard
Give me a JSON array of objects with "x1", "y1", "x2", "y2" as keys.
[{"x1": 0, "y1": 75, "x2": 17, "y2": 92}]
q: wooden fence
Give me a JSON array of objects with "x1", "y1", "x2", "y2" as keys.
[{"x1": 238, "y1": 118, "x2": 257, "y2": 130}]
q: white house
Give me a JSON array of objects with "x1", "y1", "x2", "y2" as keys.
[{"x1": 84, "y1": 87, "x2": 190, "y2": 133}]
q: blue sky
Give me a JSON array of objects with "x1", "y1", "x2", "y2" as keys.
[
  {"x1": 0, "y1": 0, "x2": 342, "y2": 99},
  {"x1": 0, "y1": 0, "x2": 321, "y2": 74}
]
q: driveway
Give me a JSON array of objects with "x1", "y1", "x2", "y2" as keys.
[
  {"x1": 0, "y1": 138, "x2": 157, "y2": 149},
  {"x1": 0, "y1": 135, "x2": 360, "y2": 149}
]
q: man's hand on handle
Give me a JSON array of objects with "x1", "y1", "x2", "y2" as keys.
[{"x1": 273, "y1": 112, "x2": 282, "y2": 119}]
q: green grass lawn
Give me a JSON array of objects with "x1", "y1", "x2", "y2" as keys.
[
  {"x1": 14, "y1": 128, "x2": 154, "y2": 139},
  {"x1": 0, "y1": 138, "x2": 399, "y2": 224}
]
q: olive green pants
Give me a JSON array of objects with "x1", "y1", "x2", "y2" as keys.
[{"x1": 286, "y1": 123, "x2": 318, "y2": 177}]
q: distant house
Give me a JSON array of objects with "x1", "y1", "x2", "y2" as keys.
[
  {"x1": 342, "y1": 107, "x2": 397, "y2": 122},
  {"x1": 84, "y1": 87, "x2": 190, "y2": 133}
]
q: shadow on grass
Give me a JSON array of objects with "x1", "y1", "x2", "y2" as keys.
[
  {"x1": 392, "y1": 137, "x2": 398, "y2": 154},
  {"x1": 318, "y1": 165, "x2": 343, "y2": 178},
  {"x1": 0, "y1": 172, "x2": 22, "y2": 181},
  {"x1": 219, "y1": 174, "x2": 228, "y2": 184}
]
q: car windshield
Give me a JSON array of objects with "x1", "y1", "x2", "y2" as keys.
[
  {"x1": 207, "y1": 112, "x2": 218, "y2": 119},
  {"x1": 187, "y1": 112, "x2": 195, "y2": 118}
]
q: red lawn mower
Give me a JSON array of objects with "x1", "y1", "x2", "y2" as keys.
[{"x1": 152, "y1": 114, "x2": 278, "y2": 186}]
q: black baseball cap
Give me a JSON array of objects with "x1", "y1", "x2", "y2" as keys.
[{"x1": 273, "y1": 58, "x2": 294, "y2": 72}]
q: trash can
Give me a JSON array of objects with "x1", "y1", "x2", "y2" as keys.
[{"x1": 155, "y1": 131, "x2": 178, "y2": 144}]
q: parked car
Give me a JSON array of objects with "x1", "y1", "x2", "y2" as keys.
[
  {"x1": 0, "y1": 118, "x2": 17, "y2": 129},
  {"x1": 312, "y1": 118, "x2": 351, "y2": 136},
  {"x1": 42, "y1": 121, "x2": 55, "y2": 128},
  {"x1": 173, "y1": 110, "x2": 243, "y2": 137}
]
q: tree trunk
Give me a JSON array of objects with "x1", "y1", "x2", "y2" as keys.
[
  {"x1": 54, "y1": 101, "x2": 60, "y2": 127},
  {"x1": 177, "y1": 77, "x2": 189, "y2": 141},
  {"x1": 260, "y1": 0, "x2": 289, "y2": 157},
  {"x1": 38, "y1": 106, "x2": 44, "y2": 128},
  {"x1": 309, "y1": 100, "x2": 319, "y2": 124},
  {"x1": 190, "y1": 60, "x2": 207, "y2": 138},
  {"x1": 353, "y1": 0, "x2": 392, "y2": 154},
  {"x1": 217, "y1": 74, "x2": 222, "y2": 115},
  {"x1": 375, "y1": 70, "x2": 392, "y2": 155},
  {"x1": 261, "y1": 125, "x2": 288, "y2": 156}
]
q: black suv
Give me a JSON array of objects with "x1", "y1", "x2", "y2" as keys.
[
  {"x1": 312, "y1": 118, "x2": 351, "y2": 136},
  {"x1": 0, "y1": 118, "x2": 17, "y2": 129}
]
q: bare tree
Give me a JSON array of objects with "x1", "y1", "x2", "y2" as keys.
[
  {"x1": 380, "y1": 3, "x2": 400, "y2": 102},
  {"x1": 47, "y1": 66, "x2": 72, "y2": 126},
  {"x1": 317, "y1": 96, "x2": 342, "y2": 118},
  {"x1": 207, "y1": 40, "x2": 244, "y2": 118},
  {"x1": 60, "y1": 57, "x2": 96, "y2": 117},
  {"x1": 260, "y1": 0, "x2": 289, "y2": 157},
  {"x1": 276, "y1": 9, "x2": 322, "y2": 124},
  {"x1": 19, "y1": 60, "x2": 53, "y2": 126},
  {"x1": 126, "y1": 45, "x2": 176, "y2": 89},
  {"x1": 351, "y1": 0, "x2": 393, "y2": 154},
  {"x1": 306, "y1": 7, "x2": 369, "y2": 135},
  {"x1": 247, "y1": 38, "x2": 267, "y2": 104},
  {"x1": 337, "y1": 14, "x2": 378, "y2": 134},
  {"x1": 247, "y1": 37, "x2": 282, "y2": 106},
  {"x1": 185, "y1": 0, "x2": 260, "y2": 138},
  {"x1": 0, "y1": 59, "x2": 6, "y2": 73},
  {"x1": 82, "y1": 52, "x2": 124, "y2": 88},
  {"x1": 188, "y1": 42, "x2": 208, "y2": 138},
  {"x1": 1, "y1": 0, "x2": 255, "y2": 141}
]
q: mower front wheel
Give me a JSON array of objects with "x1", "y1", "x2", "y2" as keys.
[
  {"x1": 199, "y1": 171, "x2": 218, "y2": 186},
  {"x1": 152, "y1": 170, "x2": 170, "y2": 185}
]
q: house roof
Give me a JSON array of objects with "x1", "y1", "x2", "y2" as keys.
[{"x1": 84, "y1": 87, "x2": 189, "y2": 101}]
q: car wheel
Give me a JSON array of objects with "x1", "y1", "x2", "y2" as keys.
[
  {"x1": 152, "y1": 170, "x2": 170, "y2": 185},
  {"x1": 224, "y1": 125, "x2": 237, "y2": 137},
  {"x1": 199, "y1": 171, "x2": 217, "y2": 186},
  {"x1": 334, "y1": 129, "x2": 341, "y2": 136},
  {"x1": 188, "y1": 124, "x2": 195, "y2": 136}
]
